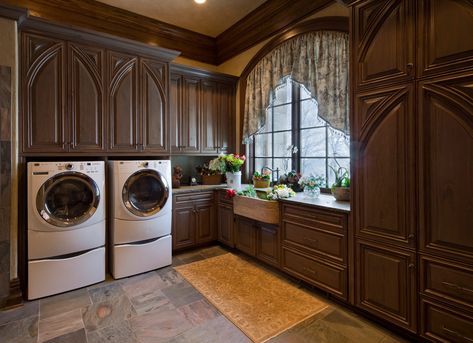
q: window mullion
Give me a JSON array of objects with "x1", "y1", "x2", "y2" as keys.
[{"x1": 292, "y1": 82, "x2": 301, "y2": 173}]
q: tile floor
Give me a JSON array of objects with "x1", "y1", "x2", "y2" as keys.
[{"x1": 0, "y1": 245, "x2": 407, "y2": 343}]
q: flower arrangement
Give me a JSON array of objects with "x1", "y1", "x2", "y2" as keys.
[
  {"x1": 252, "y1": 170, "x2": 271, "y2": 188},
  {"x1": 279, "y1": 170, "x2": 302, "y2": 192},
  {"x1": 266, "y1": 184, "x2": 296, "y2": 200},
  {"x1": 225, "y1": 189, "x2": 237, "y2": 199},
  {"x1": 222, "y1": 154, "x2": 246, "y2": 173},
  {"x1": 298, "y1": 174, "x2": 325, "y2": 190}
]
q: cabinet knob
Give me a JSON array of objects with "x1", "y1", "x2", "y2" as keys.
[
  {"x1": 408, "y1": 233, "x2": 415, "y2": 240},
  {"x1": 407, "y1": 63, "x2": 414, "y2": 69},
  {"x1": 408, "y1": 263, "x2": 415, "y2": 269}
]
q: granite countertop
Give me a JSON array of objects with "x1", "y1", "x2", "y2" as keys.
[
  {"x1": 172, "y1": 184, "x2": 228, "y2": 194},
  {"x1": 280, "y1": 192, "x2": 350, "y2": 213}
]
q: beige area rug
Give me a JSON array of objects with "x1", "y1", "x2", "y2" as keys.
[{"x1": 175, "y1": 253, "x2": 329, "y2": 342}]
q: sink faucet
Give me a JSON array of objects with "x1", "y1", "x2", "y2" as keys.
[{"x1": 260, "y1": 166, "x2": 280, "y2": 184}]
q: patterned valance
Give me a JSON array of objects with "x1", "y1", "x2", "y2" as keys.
[{"x1": 243, "y1": 31, "x2": 349, "y2": 143}]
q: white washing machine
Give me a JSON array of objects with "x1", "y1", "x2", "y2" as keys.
[
  {"x1": 110, "y1": 160, "x2": 172, "y2": 279},
  {"x1": 27, "y1": 161, "x2": 106, "y2": 300}
]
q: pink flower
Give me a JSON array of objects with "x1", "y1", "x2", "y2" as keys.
[
  {"x1": 226, "y1": 189, "x2": 236, "y2": 199},
  {"x1": 241, "y1": 155, "x2": 246, "y2": 161}
]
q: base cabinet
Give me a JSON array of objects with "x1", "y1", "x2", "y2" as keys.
[
  {"x1": 172, "y1": 192, "x2": 215, "y2": 251},
  {"x1": 235, "y1": 216, "x2": 257, "y2": 257}
]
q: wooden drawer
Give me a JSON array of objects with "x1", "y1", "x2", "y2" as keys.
[
  {"x1": 282, "y1": 247, "x2": 347, "y2": 300},
  {"x1": 420, "y1": 255, "x2": 473, "y2": 310},
  {"x1": 282, "y1": 220, "x2": 346, "y2": 265},
  {"x1": 174, "y1": 191, "x2": 214, "y2": 204},
  {"x1": 282, "y1": 204, "x2": 346, "y2": 234},
  {"x1": 421, "y1": 298, "x2": 473, "y2": 342}
]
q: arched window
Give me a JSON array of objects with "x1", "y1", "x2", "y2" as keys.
[{"x1": 241, "y1": 18, "x2": 350, "y2": 187}]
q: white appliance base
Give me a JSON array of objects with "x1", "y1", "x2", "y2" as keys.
[
  {"x1": 28, "y1": 220, "x2": 105, "y2": 259},
  {"x1": 112, "y1": 235, "x2": 172, "y2": 279},
  {"x1": 28, "y1": 247, "x2": 105, "y2": 300},
  {"x1": 112, "y1": 214, "x2": 171, "y2": 245}
]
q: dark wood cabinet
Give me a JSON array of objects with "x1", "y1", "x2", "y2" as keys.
[
  {"x1": 21, "y1": 22, "x2": 176, "y2": 155},
  {"x1": 354, "y1": 84, "x2": 416, "y2": 249},
  {"x1": 170, "y1": 64, "x2": 237, "y2": 155},
  {"x1": 69, "y1": 43, "x2": 105, "y2": 152},
  {"x1": 235, "y1": 216, "x2": 257, "y2": 256},
  {"x1": 256, "y1": 223, "x2": 279, "y2": 268},
  {"x1": 107, "y1": 51, "x2": 139, "y2": 152},
  {"x1": 356, "y1": 240, "x2": 417, "y2": 332},
  {"x1": 353, "y1": 0, "x2": 415, "y2": 89},
  {"x1": 140, "y1": 58, "x2": 168, "y2": 153},
  {"x1": 172, "y1": 192, "x2": 216, "y2": 251},
  {"x1": 22, "y1": 33, "x2": 66, "y2": 153},
  {"x1": 217, "y1": 191, "x2": 235, "y2": 248}
]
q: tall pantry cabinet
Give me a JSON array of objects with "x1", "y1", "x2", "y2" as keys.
[{"x1": 350, "y1": 0, "x2": 473, "y2": 339}]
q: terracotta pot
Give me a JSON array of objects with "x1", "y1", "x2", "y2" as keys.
[
  {"x1": 331, "y1": 187, "x2": 350, "y2": 201},
  {"x1": 253, "y1": 178, "x2": 270, "y2": 189},
  {"x1": 201, "y1": 174, "x2": 222, "y2": 185}
]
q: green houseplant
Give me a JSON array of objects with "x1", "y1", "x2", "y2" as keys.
[{"x1": 330, "y1": 166, "x2": 350, "y2": 201}]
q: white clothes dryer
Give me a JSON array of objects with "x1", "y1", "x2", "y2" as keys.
[
  {"x1": 109, "y1": 160, "x2": 172, "y2": 279},
  {"x1": 27, "y1": 161, "x2": 106, "y2": 300}
]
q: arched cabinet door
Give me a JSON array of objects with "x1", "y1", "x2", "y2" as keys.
[
  {"x1": 140, "y1": 58, "x2": 168, "y2": 153},
  {"x1": 418, "y1": 0, "x2": 473, "y2": 77},
  {"x1": 108, "y1": 51, "x2": 139, "y2": 152},
  {"x1": 354, "y1": 0, "x2": 415, "y2": 88},
  {"x1": 69, "y1": 43, "x2": 105, "y2": 152},
  {"x1": 22, "y1": 33, "x2": 66, "y2": 152},
  {"x1": 354, "y1": 84, "x2": 416, "y2": 249},
  {"x1": 418, "y1": 73, "x2": 473, "y2": 263}
]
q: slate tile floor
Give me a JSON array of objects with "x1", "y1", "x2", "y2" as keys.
[{"x1": 0, "y1": 245, "x2": 407, "y2": 343}]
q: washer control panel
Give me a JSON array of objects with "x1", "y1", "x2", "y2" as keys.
[{"x1": 30, "y1": 161, "x2": 104, "y2": 174}]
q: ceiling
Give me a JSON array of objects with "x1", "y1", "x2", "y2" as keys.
[{"x1": 95, "y1": 0, "x2": 268, "y2": 37}]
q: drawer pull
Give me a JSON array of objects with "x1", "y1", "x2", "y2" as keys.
[
  {"x1": 304, "y1": 237, "x2": 319, "y2": 246},
  {"x1": 443, "y1": 326, "x2": 473, "y2": 342},
  {"x1": 442, "y1": 281, "x2": 473, "y2": 295},
  {"x1": 302, "y1": 267, "x2": 318, "y2": 276}
]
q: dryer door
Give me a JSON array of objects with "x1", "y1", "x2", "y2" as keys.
[
  {"x1": 36, "y1": 172, "x2": 100, "y2": 228},
  {"x1": 122, "y1": 169, "x2": 169, "y2": 217}
]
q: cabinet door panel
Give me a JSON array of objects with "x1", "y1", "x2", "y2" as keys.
[
  {"x1": 235, "y1": 216, "x2": 256, "y2": 256},
  {"x1": 356, "y1": 240, "x2": 417, "y2": 332},
  {"x1": 170, "y1": 73, "x2": 181, "y2": 152},
  {"x1": 195, "y1": 201, "x2": 216, "y2": 244},
  {"x1": 141, "y1": 58, "x2": 167, "y2": 152},
  {"x1": 218, "y1": 203, "x2": 234, "y2": 247},
  {"x1": 419, "y1": 75, "x2": 473, "y2": 261},
  {"x1": 181, "y1": 77, "x2": 200, "y2": 152},
  {"x1": 108, "y1": 51, "x2": 139, "y2": 151},
  {"x1": 201, "y1": 81, "x2": 218, "y2": 154},
  {"x1": 172, "y1": 205, "x2": 195, "y2": 250},
  {"x1": 23, "y1": 34, "x2": 66, "y2": 152},
  {"x1": 256, "y1": 224, "x2": 279, "y2": 267},
  {"x1": 354, "y1": 0, "x2": 415, "y2": 88},
  {"x1": 418, "y1": 0, "x2": 473, "y2": 77},
  {"x1": 69, "y1": 44, "x2": 105, "y2": 151},
  {"x1": 355, "y1": 85, "x2": 415, "y2": 248},
  {"x1": 218, "y1": 82, "x2": 234, "y2": 153}
]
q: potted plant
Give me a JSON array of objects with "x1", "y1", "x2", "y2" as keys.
[
  {"x1": 330, "y1": 166, "x2": 350, "y2": 201},
  {"x1": 279, "y1": 170, "x2": 303, "y2": 192},
  {"x1": 252, "y1": 170, "x2": 271, "y2": 188},
  {"x1": 298, "y1": 174, "x2": 325, "y2": 199},
  {"x1": 221, "y1": 154, "x2": 246, "y2": 189},
  {"x1": 196, "y1": 162, "x2": 222, "y2": 185}
]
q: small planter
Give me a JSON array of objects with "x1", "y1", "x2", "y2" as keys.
[
  {"x1": 332, "y1": 187, "x2": 350, "y2": 201},
  {"x1": 226, "y1": 171, "x2": 242, "y2": 189},
  {"x1": 233, "y1": 195, "x2": 279, "y2": 225},
  {"x1": 201, "y1": 174, "x2": 222, "y2": 185},
  {"x1": 253, "y1": 178, "x2": 270, "y2": 189}
]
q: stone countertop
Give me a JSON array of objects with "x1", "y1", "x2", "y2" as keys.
[
  {"x1": 280, "y1": 192, "x2": 350, "y2": 213},
  {"x1": 172, "y1": 184, "x2": 228, "y2": 194}
]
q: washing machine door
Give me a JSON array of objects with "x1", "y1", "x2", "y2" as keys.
[
  {"x1": 122, "y1": 169, "x2": 169, "y2": 217},
  {"x1": 36, "y1": 172, "x2": 100, "y2": 228}
]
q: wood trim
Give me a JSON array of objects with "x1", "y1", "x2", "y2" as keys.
[
  {"x1": 171, "y1": 63, "x2": 239, "y2": 84},
  {"x1": 216, "y1": 0, "x2": 335, "y2": 63},
  {"x1": 1, "y1": 0, "x2": 215, "y2": 63},
  {"x1": 0, "y1": 3, "x2": 28, "y2": 22},
  {"x1": 2, "y1": 278, "x2": 23, "y2": 310},
  {"x1": 238, "y1": 17, "x2": 349, "y2": 156}
]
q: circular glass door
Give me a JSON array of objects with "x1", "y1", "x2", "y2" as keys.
[
  {"x1": 122, "y1": 169, "x2": 169, "y2": 217},
  {"x1": 36, "y1": 172, "x2": 100, "y2": 227}
]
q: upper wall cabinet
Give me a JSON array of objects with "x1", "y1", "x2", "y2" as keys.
[
  {"x1": 170, "y1": 64, "x2": 237, "y2": 155},
  {"x1": 20, "y1": 20, "x2": 178, "y2": 155},
  {"x1": 354, "y1": 0, "x2": 415, "y2": 89},
  {"x1": 417, "y1": 0, "x2": 473, "y2": 78},
  {"x1": 22, "y1": 33, "x2": 67, "y2": 153}
]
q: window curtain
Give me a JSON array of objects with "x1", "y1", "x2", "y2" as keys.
[{"x1": 243, "y1": 31, "x2": 349, "y2": 143}]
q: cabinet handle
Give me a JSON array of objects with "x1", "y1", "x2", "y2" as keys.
[
  {"x1": 442, "y1": 326, "x2": 473, "y2": 342},
  {"x1": 303, "y1": 267, "x2": 317, "y2": 276},
  {"x1": 407, "y1": 62, "x2": 414, "y2": 69},
  {"x1": 442, "y1": 281, "x2": 473, "y2": 295},
  {"x1": 304, "y1": 237, "x2": 318, "y2": 246},
  {"x1": 408, "y1": 233, "x2": 415, "y2": 240},
  {"x1": 408, "y1": 263, "x2": 415, "y2": 269}
]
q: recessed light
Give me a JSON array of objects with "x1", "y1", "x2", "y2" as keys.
[{"x1": 194, "y1": 0, "x2": 206, "y2": 4}]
